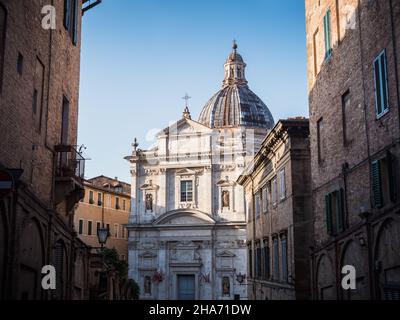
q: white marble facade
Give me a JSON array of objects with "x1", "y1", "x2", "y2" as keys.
[{"x1": 125, "y1": 43, "x2": 274, "y2": 300}]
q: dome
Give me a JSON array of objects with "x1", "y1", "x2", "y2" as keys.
[{"x1": 198, "y1": 42, "x2": 274, "y2": 129}]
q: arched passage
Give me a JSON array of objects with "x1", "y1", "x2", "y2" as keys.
[
  {"x1": 375, "y1": 218, "x2": 400, "y2": 300},
  {"x1": 316, "y1": 254, "x2": 336, "y2": 300},
  {"x1": 18, "y1": 218, "x2": 45, "y2": 300},
  {"x1": 0, "y1": 200, "x2": 8, "y2": 299},
  {"x1": 340, "y1": 240, "x2": 369, "y2": 299}
]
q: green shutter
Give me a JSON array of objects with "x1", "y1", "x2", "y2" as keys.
[
  {"x1": 64, "y1": 0, "x2": 70, "y2": 29},
  {"x1": 387, "y1": 151, "x2": 397, "y2": 202},
  {"x1": 324, "y1": 10, "x2": 332, "y2": 59},
  {"x1": 73, "y1": 0, "x2": 79, "y2": 45},
  {"x1": 372, "y1": 160, "x2": 383, "y2": 208},
  {"x1": 325, "y1": 194, "x2": 333, "y2": 235},
  {"x1": 337, "y1": 189, "x2": 345, "y2": 232}
]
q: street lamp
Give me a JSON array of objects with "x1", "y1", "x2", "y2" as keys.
[{"x1": 97, "y1": 227, "x2": 109, "y2": 248}]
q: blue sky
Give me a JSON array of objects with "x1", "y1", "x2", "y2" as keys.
[{"x1": 78, "y1": 0, "x2": 308, "y2": 183}]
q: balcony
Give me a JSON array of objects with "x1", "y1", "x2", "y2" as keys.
[{"x1": 54, "y1": 145, "x2": 86, "y2": 210}]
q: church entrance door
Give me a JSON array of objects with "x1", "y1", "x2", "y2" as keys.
[{"x1": 177, "y1": 275, "x2": 195, "y2": 300}]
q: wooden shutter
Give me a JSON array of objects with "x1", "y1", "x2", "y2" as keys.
[
  {"x1": 372, "y1": 160, "x2": 383, "y2": 208},
  {"x1": 337, "y1": 189, "x2": 345, "y2": 232},
  {"x1": 325, "y1": 194, "x2": 333, "y2": 235},
  {"x1": 387, "y1": 151, "x2": 397, "y2": 202},
  {"x1": 64, "y1": 0, "x2": 71, "y2": 29},
  {"x1": 73, "y1": 0, "x2": 79, "y2": 45}
]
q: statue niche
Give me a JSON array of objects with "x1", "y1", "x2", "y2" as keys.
[
  {"x1": 145, "y1": 193, "x2": 153, "y2": 212},
  {"x1": 222, "y1": 190, "x2": 230, "y2": 208}
]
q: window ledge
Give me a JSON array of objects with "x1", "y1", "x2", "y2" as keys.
[{"x1": 376, "y1": 108, "x2": 390, "y2": 120}]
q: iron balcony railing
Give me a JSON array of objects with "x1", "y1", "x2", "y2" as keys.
[{"x1": 55, "y1": 145, "x2": 85, "y2": 180}]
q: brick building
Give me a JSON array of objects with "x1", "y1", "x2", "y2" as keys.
[
  {"x1": 75, "y1": 176, "x2": 130, "y2": 261},
  {"x1": 306, "y1": 0, "x2": 400, "y2": 299},
  {"x1": 0, "y1": 0, "x2": 100, "y2": 299},
  {"x1": 238, "y1": 119, "x2": 312, "y2": 300}
]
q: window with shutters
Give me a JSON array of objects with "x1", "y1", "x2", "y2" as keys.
[
  {"x1": 325, "y1": 189, "x2": 345, "y2": 235},
  {"x1": 342, "y1": 90, "x2": 352, "y2": 146},
  {"x1": 279, "y1": 169, "x2": 286, "y2": 200},
  {"x1": 317, "y1": 118, "x2": 325, "y2": 163},
  {"x1": 78, "y1": 219, "x2": 83, "y2": 235},
  {"x1": 255, "y1": 193, "x2": 261, "y2": 218},
  {"x1": 255, "y1": 241, "x2": 262, "y2": 279},
  {"x1": 374, "y1": 50, "x2": 389, "y2": 118},
  {"x1": 273, "y1": 237, "x2": 279, "y2": 280},
  {"x1": 0, "y1": 4, "x2": 6, "y2": 92},
  {"x1": 271, "y1": 177, "x2": 278, "y2": 206},
  {"x1": 248, "y1": 244, "x2": 253, "y2": 278},
  {"x1": 372, "y1": 153, "x2": 397, "y2": 208},
  {"x1": 97, "y1": 192, "x2": 102, "y2": 206},
  {"x1": 262, "y1": 186, "x2": 268, "y2": 213},
  {"x1": 33, "y1": 58, "x2": 45, "y2": 132},
  {"x1": 263, "y1": 239, "x2": 270, "y2": 280},
  {"x1": 87, "y1": 220, "x2": 92, "y2": 236},
  {"x1": 89, "y1": 190, "x2": 94, "y2": 204},
  {"x1": 64, "y1": 0, "x2": 79, "y2": 45},
  {"x1": 281, "y1": 236, "x2": 288, "y2": 283},
  {"x1": 324, "y1": 9, "x2": 332, "y2": 60}
]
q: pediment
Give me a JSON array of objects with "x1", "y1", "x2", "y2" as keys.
[
  {"x1": 216, "y1": 177, "x2": 236, "y2": 187},
  {"x1": 154, "y1": 209, "x2": 216, "y2": 226},
  {"x1": 140, "y1": 181, "x2": 159, "y2": 190},
  {"x1": 176, "y1": 168, "x2": 201, "y2": 176},
  {"x1": 216, "y1": 250, "x2": 236, "y2": 258},
  {"x1": 139, "y1": 251, "x2": 157, "y2": 258},
  {"x1": 157, "y1": 118, "x2": 212, "y2": 137}
]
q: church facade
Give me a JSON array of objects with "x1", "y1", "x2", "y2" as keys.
[{"x1": 125, "y1": 43, "x2": 274, "y2": 300}]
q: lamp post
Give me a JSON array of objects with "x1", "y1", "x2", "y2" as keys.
[{"x1": 97, "y1": 227, "x2": 109, "y2": 248}]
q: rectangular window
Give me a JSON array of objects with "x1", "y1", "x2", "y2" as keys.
[
  {"x1": 89, "y1": 191, "x2": 94, "y2": 204},
  {"x1": 78, "y1": 219, "x2": 83, "y2": 235},
  {"x1": 123, "y1": 199, "x2": 126, "y2": 211},
  {"x1": 317, "y1": 118, "x2": 324, "y2": 163},
  {"x1": 256, "y1": 243, "x2": 262, "y2": 279},
  {"x1": 114, "y1": 224, "x2": 118, "y2": 238},
  {"x1": 262, "y1": 186, "x2": 268, "y2": 213},
  {"x1": 263, "y1": 241, "x2": 270, "y2": 280},
  {"x1": 61, "y1": 96, "x2": 70, "y2": 144},
  {"x1": 115, "y1": 197, "x2": 120, "y2": 210},
  {"x1": 33, "y1": 58, "x2": 45, "y2": 132},
  {"x1": 325, "y1": 189, "x2": 345, "y2": 235},
  {"x1": 97, "y1": 193, "x2": 102, "y2": 206},
  {"x1": 271, "y1": 177, "x2": 278, "y2": 205},
  {"x1": 0, "y1": 4, "x2": 6, "y2": 92},
  {"x1": 281, "y1": 237, "x2": 288, "y2": 283},
  {"x1": 17, "y1": 52, "x2": 23, "y2": 75},
  {"x1": 273, "y1": 238, "x2": 279, "y2": 280},
  {"x1": 248, "y1": 244, "x2": 253, "y2": 278},
  {"x1": 324, "y1": 9, "x2": 332, "y2": 59},
  {"x1": 342, "y1": 90, "x2": 351, "y2": 145},
  {"x1": 87, "y1": 221, "x2": 92, "y2": 236},
  {"x1": 121, "y1": 226, "x2": 125, "y2": 238},
  {"x1": 96, "y1": 222, "x2": 101, "y2": 233},
  {"x1": 180, "y1": 180, "x2": 193, "y2": 202},
  {"x1": 255, "y1": 193, "x2": 261, "y2": 217},
  {"x1": 106, "y1": 223, "x2": 110, "y2": 233},
  {"x1": 107, "y1": 195, "x2": 111, "y2": 208},
  {"x1": 374, "y1": 50, "x2": 389, "y2": 117},
  {"x1": 372, "y1": 153, "x2": 397, "y2": 208},
  {"x1": 64, "y1": 0, "x2": 79, "y2": 45},
  {"x1": 313, "y1": 29, "x2": 319, "y2": 77},
  {"x1": 279, "y1": 169, "x2": 286, "y2": 200}
]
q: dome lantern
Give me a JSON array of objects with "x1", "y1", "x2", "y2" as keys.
[{"x1": 198, "y1": 42, "x2": 275, "y2": 130}]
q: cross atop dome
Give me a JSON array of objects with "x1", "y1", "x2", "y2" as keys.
[{"x1": 182, "y1": 93, "x2": 192, "y2": 119}]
